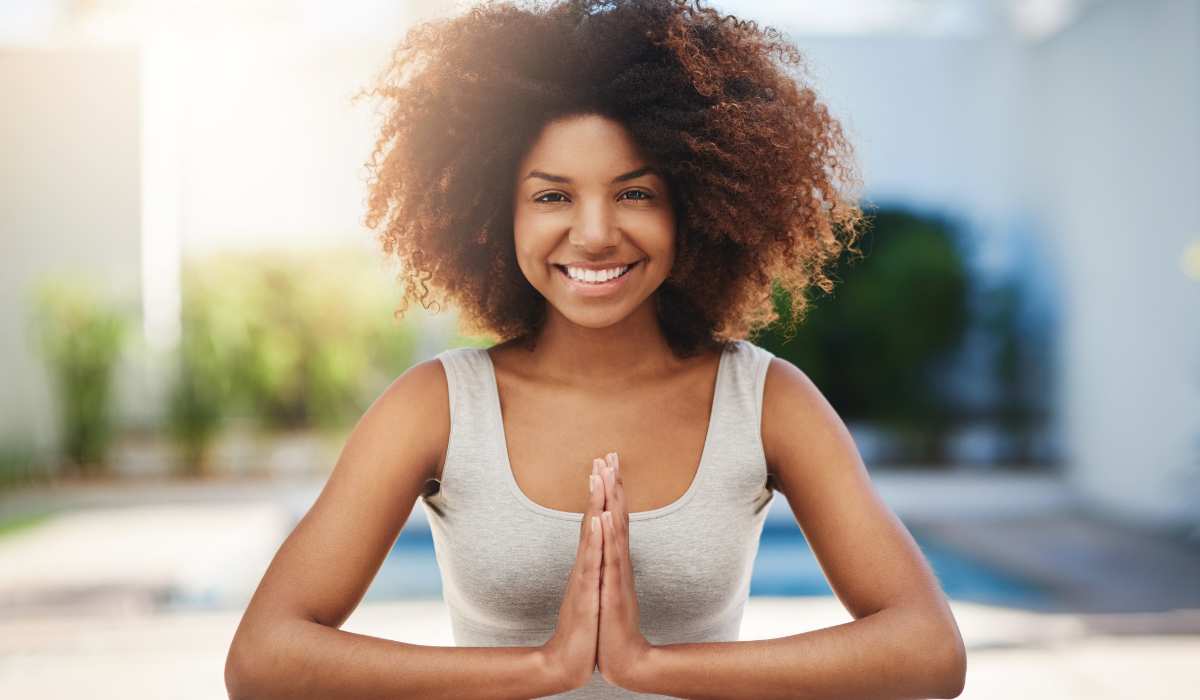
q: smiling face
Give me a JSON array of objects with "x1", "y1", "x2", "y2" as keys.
[{"x1": 512, "y1": 113, "x2": 676, "y2": 331}]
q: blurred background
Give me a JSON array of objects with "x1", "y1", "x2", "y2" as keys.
[{"x1": 1, "y1": 0, "x2": 1197, "y2": 697}]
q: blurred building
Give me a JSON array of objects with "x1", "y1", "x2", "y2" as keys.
[{"x1": 1, "y1": 0, "x2": 1197, "y2": 531}]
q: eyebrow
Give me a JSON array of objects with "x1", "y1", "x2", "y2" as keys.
[{"x1": 523, "y1": 165, "x2": 658, "y2": 185}]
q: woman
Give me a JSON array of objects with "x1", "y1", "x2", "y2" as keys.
[{"x1": 225, "y1": 1, "x2": 967, "y2": 698}]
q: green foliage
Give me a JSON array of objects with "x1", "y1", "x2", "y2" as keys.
[
  {"x1": 0, "y1": 438, "x2": 49, "y2": 489},
  {"x1": 28, "y1": 279, "x2": 134, "y2": 476},
  {"x1": 173, "y1": 248, "x2": 421, "y2": 446},
  {"x1": 0, "y1": 509, "x2": 56, "y2": 539},
  {"x1": 752, "y1": 206, "x2": 971, "y2": 463},
  {"x1": 166, "y1": 276, "x2": 237, "y2": 477}
]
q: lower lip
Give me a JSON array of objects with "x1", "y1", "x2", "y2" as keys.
[{"x1": 556, "y1": 261, "x2": 640, "y2": 297}]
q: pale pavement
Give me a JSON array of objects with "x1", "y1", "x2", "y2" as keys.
[
  {"x1": 2, "y1": 598, "x2": 1197, "y2": 699},
  {"x1": 1, "y1": 471, "x2": 1197, "y2": 698}
]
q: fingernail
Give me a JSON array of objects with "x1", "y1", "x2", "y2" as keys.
[
  {"x1": 591, "y1": 515, "x2": 599, "y2": 531},
  {"x1": 589, "y1": 474, "x2": 596, "y2": 493}
]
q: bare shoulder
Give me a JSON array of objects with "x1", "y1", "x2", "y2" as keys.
[
  {"x1": 227, "y1": 357, "x2": 451, "y2": 640},
  {"x1": 760, "y1": 356, "x2": 852, "y2": 486},
  {"x1": 760, "y1": 355, "x2": 874, "y2": 532},
  {"x1": 760, "y1": 355, "x2": 953, "y2": 625},
  {"x1": 371, "y1": 357, "x2": 450, "y2": 483}
]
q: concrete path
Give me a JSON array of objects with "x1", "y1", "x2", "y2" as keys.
[
  {"x1": 1, "y1": 598, "x2": 1197, "y2": 699},
  {"x1": 1, "y1": 470, "x2": 1197, "y2": 698}
]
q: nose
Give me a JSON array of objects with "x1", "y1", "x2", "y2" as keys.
[{"x1": 567, "y1": 197, "x2": 620, "y2": 253}]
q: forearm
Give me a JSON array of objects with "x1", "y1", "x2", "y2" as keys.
[
  {"x1": 631, "y1": 605, "x2": 965, "y2": 700},
  {"x1": 227, "y1": 617, "x2": 564, "y2": 700}
]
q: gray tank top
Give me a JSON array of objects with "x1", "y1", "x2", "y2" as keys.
[{"x1": 421, "y1": 339, "x2": 777, "y2": 698}]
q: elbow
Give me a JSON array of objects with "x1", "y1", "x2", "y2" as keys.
[
  {"x1": 225, "y1": 637, "x2": 266, "y2": 700},
  {"x1": 224, "y1": 643, "x2": 252, "y2": 700},
  {"x1": 930, "y1": 631, "x2": 967, "y2": 698}
]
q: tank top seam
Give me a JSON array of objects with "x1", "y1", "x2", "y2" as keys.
[
  {"x1": 431, "y1": 348, "x2": 470, "y2": 500},
  {"x1": 479, "y1": 343, "x2": 734, "y2": 523},
  {"x1": 752, "y1": 343, "x2": 774, "y2": 469}
]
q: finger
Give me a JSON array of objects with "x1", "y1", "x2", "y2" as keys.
[
  {"x1": 601, "y1": 510, "x2": 621, "y2": 589},
  {"x1": 608, "y1": 452, "x2": 628, "y2": 533},
  {"x1": 594, "y1": 457, "x2": 609, "y2": 510},
  {"x1": 589, "y1": 513, "x2": 602, "y2": 587},
  {"x1": 604, "y1": 453, "x2": 622, "y2": 508},
  {"x1": 599, "y1": 508, "x2": 611, "y2": 606},
  {"x1": 578, "y1": 471, "x2": 593, "y2": 541},
  {"x1": 579, "y1": 463, "x2": 603, "y2": 550},
  {"x1": 593, "y1": 458, "x2": 604, "y2": 509},
  {"x1": 601, "y1": 459, "x2": 625, "y2": 538}
]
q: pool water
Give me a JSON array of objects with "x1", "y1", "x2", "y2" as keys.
[{"x1": 365, "y1": 520, "x2": 1054, "y2": 609}]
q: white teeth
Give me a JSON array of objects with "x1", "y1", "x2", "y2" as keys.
[{"x1": 564, "y1": 264, "x2": 630, "y2": 283}]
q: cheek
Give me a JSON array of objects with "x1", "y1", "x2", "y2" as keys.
[{"x1": 512, "y1": 229, "x2": 552, "y2": 282}]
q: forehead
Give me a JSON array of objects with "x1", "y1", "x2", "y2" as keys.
[{"x1": 516, "y1": 114, "x2": 651, "y2": 178}]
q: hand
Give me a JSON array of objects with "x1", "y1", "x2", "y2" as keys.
[
  {"x1": 596, "y1": 452, "x2": 654, "y2": 690},
  {"x1": 538, "y1": 458, "x2": 606, "y2": 691}
]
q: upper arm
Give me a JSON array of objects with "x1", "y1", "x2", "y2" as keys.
[
  {"x1": 231, "y1": 357, "x2": 450, "y2": 636},
  {"x1": 761, "y1": 357, "x2": 953, "y2": 623}
]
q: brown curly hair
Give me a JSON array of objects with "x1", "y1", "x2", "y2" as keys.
[{"x1": 357, "y1": 0, "x2": 864, "y2": 357}]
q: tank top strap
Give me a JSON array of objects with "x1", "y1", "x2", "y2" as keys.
[
  {"x1": 709, "y1": 339, "x2": 776, "y2": 453},
  {"x1": 687, "y1": 339, "x2": 776, "y2": 514},
  {"x1": 429, "y1": 346, "x2": 512, "y2": 509}
]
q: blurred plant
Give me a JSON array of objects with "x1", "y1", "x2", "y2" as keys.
[
  {"x1": 752, "y1": 205, "x2": 971, "y2": 466},
  {"x1": 179, "y1": 248, "x2": 420, "y2": 437},
  {"x1": 28, "y1": 278, "x2": 133, "y2": 476},
  {"x1": 0, "y1": 438, "x2": 47, "y2": 490},
  {"x1": 166, "y1": 265, "x2": 239, "y2": 477}
]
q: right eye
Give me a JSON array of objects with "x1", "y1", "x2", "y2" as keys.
[{"x1": 534, "y1": 192, "x2": 567, "y2": 203}]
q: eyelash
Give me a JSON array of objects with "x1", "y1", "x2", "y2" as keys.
[{"x1": 534, "y1": 189, "x2": 654, "y2": 204}]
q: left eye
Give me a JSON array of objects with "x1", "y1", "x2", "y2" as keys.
[{"x1": 621, "y1": 190, "x2": 652, "y2": 201}]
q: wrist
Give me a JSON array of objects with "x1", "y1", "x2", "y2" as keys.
[
  {"x1": 624, "y1": 643, "x2": 660, "y2": 694},
  {"x1": 532, "y1": 646, "x2": 571, "y2": 695}
]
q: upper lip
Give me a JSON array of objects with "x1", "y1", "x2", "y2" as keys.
[{"x1": 554, "y1": 260, "x2": 641, "y2": 270}]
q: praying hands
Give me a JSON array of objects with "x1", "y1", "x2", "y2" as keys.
[{"x1": 537, "y1": 452, "x2": 654, "y2": 694}]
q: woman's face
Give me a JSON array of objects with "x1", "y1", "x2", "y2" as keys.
[{"x1": 512, "y1": 113, "x2": 676, "y2": 330}]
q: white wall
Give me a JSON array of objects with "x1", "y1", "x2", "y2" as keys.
[
  {"x1": 0, "y1": 47, "x2": 144, "y2": 458},
  {"x1": 1029, "y1": 0, "x2": 1200, "y2": 529}
]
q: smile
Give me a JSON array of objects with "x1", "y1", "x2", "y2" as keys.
[{"x1": 553, "y1": 260, "x2": 642, "y2": 296}]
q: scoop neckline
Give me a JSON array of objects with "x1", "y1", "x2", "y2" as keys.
[{"x1": 479, "y1": 343, "x2": 732, "y2": 522}]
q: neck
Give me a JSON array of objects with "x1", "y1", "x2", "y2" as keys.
[{"x1": 521, "y1": 294, "x2": 677, "y2": 385}]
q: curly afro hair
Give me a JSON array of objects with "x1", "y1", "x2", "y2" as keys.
[{"x1": 358, "y1": 0, "x2": 864, "y2": 357}]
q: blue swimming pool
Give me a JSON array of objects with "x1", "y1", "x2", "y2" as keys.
[{"x1": 365, "y1": 519, "x2": 1054, "y2": 609}]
